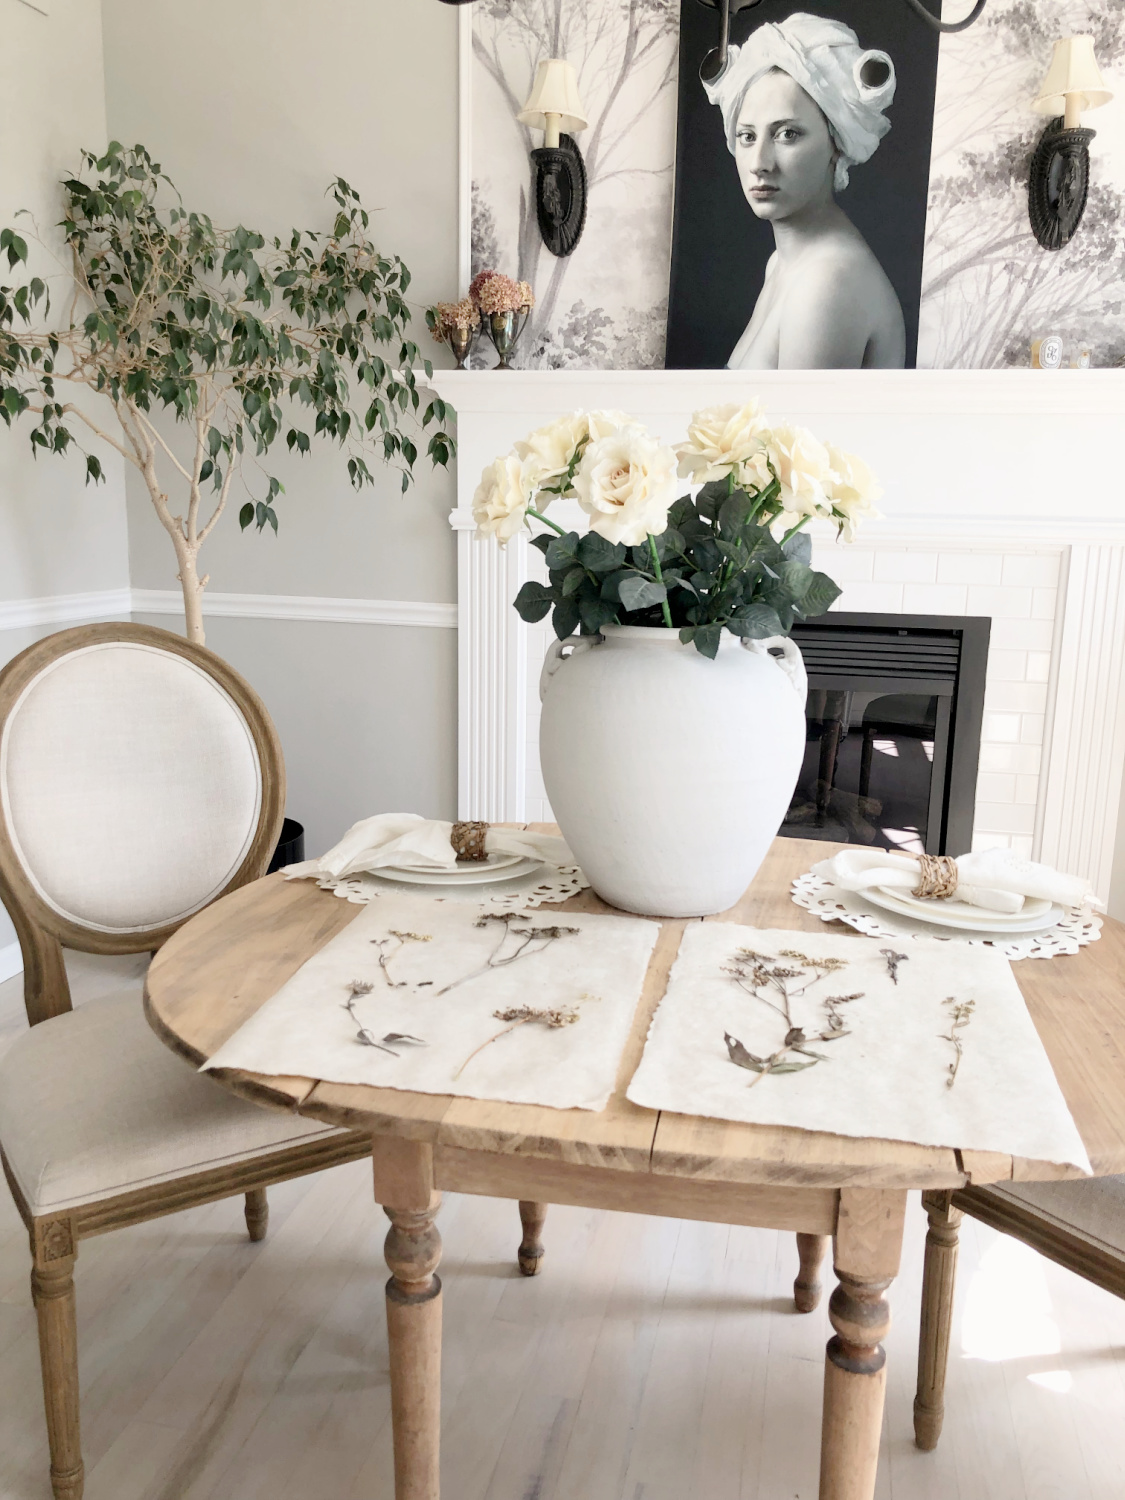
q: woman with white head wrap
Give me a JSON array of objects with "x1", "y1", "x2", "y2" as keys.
[{"x1": 704, "y1": 12, "x2": 906, "y2": 370}]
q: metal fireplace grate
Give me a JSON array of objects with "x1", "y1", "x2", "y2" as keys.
[{"x1": 780, "y1": 613, "x2": 990, "y2": 857}]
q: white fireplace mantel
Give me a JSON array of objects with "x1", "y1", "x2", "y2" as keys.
[{"x1": 429, "y1": 368, "x2": 1125, "y2": 901}]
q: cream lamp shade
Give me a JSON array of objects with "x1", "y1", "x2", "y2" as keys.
[
  {"x1": 518, "y1": 59, "x2": 588, "y2": 148},
  {"x1": 1033, "y1": 36, "x2": 1113, "y2": 129}
]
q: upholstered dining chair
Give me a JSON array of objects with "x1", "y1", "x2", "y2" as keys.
[
  {"x1": 0, "y1": 622, "x2": 371, "y2": 1500},
  {"x1": 913, "y1": 1180, "x2": 1125, "y2": 1449}
]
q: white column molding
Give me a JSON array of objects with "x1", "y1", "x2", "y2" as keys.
[{"x1": 1038, "y1": 544, "x2": 1125, "y2": 900}]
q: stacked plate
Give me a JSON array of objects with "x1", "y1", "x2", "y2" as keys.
[
  {"x1": 365, "y1": 851, "x2": 544, "y2": 888},
  {"x1": 860, "y1": 885, "x2": 1066, "y2": 936}
]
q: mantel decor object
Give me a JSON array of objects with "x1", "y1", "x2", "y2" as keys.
[
  {"x1": 1028, "y1": 35, "x2": 1114, "y2": 251},
  {"x1": 471, "y1": 402, "x2": 880, "y2": 916},
  {"x1": 518, "y1": 60, "x2": 589, "y2": 259},
  {"x1": 469, "y1": 271, "x2": 535, "y2": 370}
]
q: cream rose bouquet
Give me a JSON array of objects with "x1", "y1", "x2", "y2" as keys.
[{"x1": 473, "y1": 401, "x2": 880, "y2": 658}]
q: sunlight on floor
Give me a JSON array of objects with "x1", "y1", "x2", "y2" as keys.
[{"x1": 961, "y1": 1234, "x2": 1063, "y2": 1368}]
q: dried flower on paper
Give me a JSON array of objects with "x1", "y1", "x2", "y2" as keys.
[
  {"x1": 881, "y1": 949, "x2": 909, "y2": 985},
  {"x1": 722, "y1": 947, "x2": 863, "y2": 1087},
  {"x1": 343, "y1": 980, "x2": 426, "y2": 1056},
  {"x1": 370, "y1": 930, "x2": 433, "y2": 988},
  {"x1": 436, "y1": 913, "x2": 580, "y2": 997},
  {"x1": 453, "y1": 1004, "x2": 580, "y2": 1080},
  {"x1": 940, "y1": 996, "x2": 975, "y2": 1088}
]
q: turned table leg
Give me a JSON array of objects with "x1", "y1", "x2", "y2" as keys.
[
  {"x1": 244, "y1": 1187, "x2": 269, "y2": 1242},
  {"x1": 31, "y1": 1217, "x2": 84, "y2": 1500},
  {"x1": 819, "y1": 1189, "x2": 906, "y2": 1500},
  {"x1": 517, "y1": 1201, "x2": 547, "y2": 1277},
  {"x1": 374, "y1": 1137, "x2": 442, "y2": 1500},
  {"x1": 914, "y1": 1189, "x2": 963, "y2": 1451},
  {"x1": 795, "y1": 1232, "x2": 829, "y2": 1312}
]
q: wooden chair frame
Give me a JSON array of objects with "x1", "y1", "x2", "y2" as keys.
[
  {"x1": 914, "y1": 1185, "x2": 1125, "y2": 1451},
  {"x1": 0, "y1": 623, "x2": 370, "y2": 1500}
]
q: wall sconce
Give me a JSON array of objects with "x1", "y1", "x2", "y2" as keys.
[
  {"x1": 517, "y1": 60, "x2": 589, "y2": 258},
  {"x1": 1029, "y1": 36, "x2": 1114, "y2": 251}
]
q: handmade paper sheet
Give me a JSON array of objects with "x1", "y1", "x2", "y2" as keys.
[
  {"x1": 204, "y1": 893, "x2": 658, "y2": 1111},
  {"x1": 626, "y1": 925, "x2": 1090, "y2": 1173}
]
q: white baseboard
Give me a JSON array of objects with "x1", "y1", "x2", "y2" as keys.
[
  {"x1": 0, "y1": 588, "x2": 457, "y2": 634},
  {"x1": 0, "y1": 942, "x2": 22, "y2": 985}
]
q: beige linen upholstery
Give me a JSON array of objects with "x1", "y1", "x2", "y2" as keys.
[
  {"x1": 0, "y1": 642, "x2": 261, "y2": 933},
  {"x1": 989, "y1": 1178, "x2": 1125, "y2": 1256},
  {"x1": 0, "y1": 989, "x2": 342, "y2": 1215}
]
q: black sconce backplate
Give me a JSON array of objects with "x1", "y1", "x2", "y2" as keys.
[
  {"x1": 1029, "y1": 118, "x2": 1095, "y2": 251},
  {"x1": 530, "y1": 135, "x2": 588, "y2": 258}
]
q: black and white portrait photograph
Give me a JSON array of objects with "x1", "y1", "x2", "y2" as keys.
[{"x1": 666, "y1": 0, "x2": 941, "y2": 368}]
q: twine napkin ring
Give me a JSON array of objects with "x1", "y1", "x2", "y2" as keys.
[
  {"x1": 912, "y1": 853, "x2": 958, "y2": 900},
  {"x1": 451, "y1": 820, "x2": 489, "y2": 862}
]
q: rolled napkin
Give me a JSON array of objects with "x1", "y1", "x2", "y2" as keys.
[
  {"x1": 283, "y1": 812, "x2": 575, "y2": 882},
  {"x1": 813, "y1": 847, "x2": 1101, "y2": 915}
]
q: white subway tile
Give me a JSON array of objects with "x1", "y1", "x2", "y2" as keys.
[
  {"x1": 966, "y1": 585, "x2": 1033, "y2": 618},
  {"x1": 1031, "y1": 587, "x2": 1058, "y2": 619},
  {"x1": 984, "y1": 680, "x2": 1048, "y2": 714},
  {"x1": 971, "y1": 831, "x2": 1012, "y2": 852},
  {"x1": 989, "y1": 618, "x2": 1055, "y2": 651},
  {"x1": 833, "y1": 582, "x2": 904, "y2": 613},
  {"x1": 812, "y1": 545, "x2": 874, "y2": 581},
  {"x1": 937, "y1": 553, "x2": 1004, "y2": 585},
  {"x1": 982, "y1": 712, "x2": 1021, "y2": 743},
  {"x1": 974, "y1": 801, "x2": 1036, "y2": 835},
  {"x1": 1001, "y1": 553, "x2": 1061, "y2": 588},
  {"x1": 1020, "y1": 713, "x2": 1046, "y2": 744},
  {"x1": 1025, "y1": 651, "x2": 1052, "y2": 683},
  {"x1": 1015, "y1": 774, "x2": 1040, "y2": 805},
  {"x1": 902, "y1": 582, "x2": 968, "y2": 614},
  {"x1": 976, "y1": 772, "x2": 1017, "y2": 803},
  {"x1": 1009, "y1": 836, "x2": 1035, "y2": 859},
  {"x1": 874, "y1": 551, "x2": 937, "y2": 583},
  {"x1": 986, "y1": 650, "x2": 1028, "y2": 682},
  {"x1": 977, "y1": 742, "x2": 1042, "y2": 775}
]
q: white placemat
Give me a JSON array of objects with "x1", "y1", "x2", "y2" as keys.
[
  {"x1": 203, "y1": 893, "x2": 658, "y2": 1111},
  {"x1": 310, "y1": 861, "x2": 590, "y2": 911},
  {"x1": 626, "y1": 924, "x2": 1090, "y2": 1173},
  {"x1": 792, "y1": 871, "x2": 1103, "y2": 960}
]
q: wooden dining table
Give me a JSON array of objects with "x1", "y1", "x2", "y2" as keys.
[{"x1": 142, "y1": 834, "x2": 1125, "y2": 1500}]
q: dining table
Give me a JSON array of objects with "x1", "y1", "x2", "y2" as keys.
[{"x1": 142, "y1": 833, "x2": 1125, "y2": 1500}]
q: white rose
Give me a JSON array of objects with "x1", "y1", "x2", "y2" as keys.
[
  {"x1": 675, "y1": 400, "x2": 769, "y2": 484},
  {"x1": 573, "y1": 427, "x2": 678, "y2": 548},
  {"x1": 513, "y1": 411, "x2": 589, "y2": 490},
  {"x1": 763, "y1": 423, "x2": 835, "y2": 519},
  {"x1": 826, "y1": 445, "x2": 882, "y2": 541},
  {"x1": 472, "y1": 452, "x2": 539, "y2": 544},
  {"x1": 585, "y1": 408, "x2": 642, "y2": 443}
]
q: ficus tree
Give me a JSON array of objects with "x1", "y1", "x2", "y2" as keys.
[{"x1": 0, "y1": 142, "x2": 455, "y2": 644}]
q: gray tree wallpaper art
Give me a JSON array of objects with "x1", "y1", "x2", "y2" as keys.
[
  {"x1": 471, "y1": 0, "x2": 1125, "y2": 370},
  {"x1": 917, "y1": 0, "x2": 1125, "y2": 369},
  {"x1": 471, "y1": 0, "x2": 679, "y2": 369}
]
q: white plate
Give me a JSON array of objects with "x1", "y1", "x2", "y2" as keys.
[
  {"x1": 863, "y1": 884, "x2": 1065, "y2": 934},
  {"x1": 385, "y1": 850, "x2": 528, "y2": 878},
  {"x1": 366, "y1": 856, "x2": 544, "y2": 888}
]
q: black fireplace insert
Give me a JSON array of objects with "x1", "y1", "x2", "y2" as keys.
[{"x1": 779, "y1": 612, "x2": 990, "y2": 857}]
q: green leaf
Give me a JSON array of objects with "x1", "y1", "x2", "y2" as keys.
[
  {"x1": 717, "y1": 490, "x2": 756, "y2": 538},
  {"x1": 695, "y1": 480, "x2": 730, "y2": 522},
  {"x1": 561, "y1": 566, "x2": 588, "y2": 598},
  {"x1": 577, "y1": 532, "x2": 627, "y2": 574},
  {"x1": 726, "y1": 603, "x2": 784, "y2": 639},
  {"x1": 691, "y1": 623, "x2": 723, "y2": 659},
  {"x1": 513, "y1": 581, "x2": 553, "y2": 622},
  {"x1": 552, "y1": 600, "x2": 580, "y2": 640},
  {"x1": 797, "y1": 570, "x2": 841, "y2": 618},
  {"x1": 782, "y1": 530, "x2": 812, "y2": 566},
  {"x1": 239, "y1": 502, "x2": 254, "y2": 530},
  {"x1": 579, "y1": 597, "x2": 620, "y2": 634},
  {"x1": 544, "y1": 532, "x2": 581, "y2": 570},
  {"x1": 618, "y1": 575, "x2": 668, "y2": 613},
  {"x1": 84, "y1": 453, "x2": 103, "y2": 485}
]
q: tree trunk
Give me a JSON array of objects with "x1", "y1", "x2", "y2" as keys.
[{"x1": 175, "y1": 543, "x2": 207, "y2": 647}]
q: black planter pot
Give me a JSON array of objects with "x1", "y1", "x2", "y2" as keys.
[{"x1": 267, "y1": 817, "x2": 305, "y2": 874}]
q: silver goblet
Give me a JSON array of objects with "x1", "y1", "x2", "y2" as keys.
[
  {"x1": 486, "y1": 306, "x2": 532, "y2": 371},
  {"x1": 446, "y1": 323, "x2": 475, "y2": 370}
]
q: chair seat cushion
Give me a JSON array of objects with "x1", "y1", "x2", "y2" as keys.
[
  {"x1": 0, "y1": 990, "x2": 343, "y2": 1216},
  {"x1": 991, "y1": 1176, "x2": 1125, "y2": 1257}
]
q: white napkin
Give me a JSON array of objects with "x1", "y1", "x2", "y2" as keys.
[
  {"x1": 813, "y1": 847, "x2": 1101, "y2": 915},
  {"x1": 283, "y1": 812, "x2": 574, "y2": 881}
]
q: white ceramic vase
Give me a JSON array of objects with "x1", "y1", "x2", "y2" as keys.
[{"x1": 539, "y1": 624, "x2": 808, "y2": 917}]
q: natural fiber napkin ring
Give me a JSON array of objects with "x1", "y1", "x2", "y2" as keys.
[
  {"x1": 913, "y1": 853, "x2": 959, "y2": 900},
  {"x1": 451, "y1": 820, "x2": 489, "y2": 861}
]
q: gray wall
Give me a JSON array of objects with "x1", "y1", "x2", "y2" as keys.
[
  {"x1": 0, "y1": 0, "x2": 128, "y2": 958},
  {"x1": 101, "y1": 0, "x2": 463, "y2": 854}
]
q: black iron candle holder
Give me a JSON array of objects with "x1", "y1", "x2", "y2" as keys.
[
  {"x1": 530, "y1": 135, "x2": 588, "y2": 259},
  {"x1": 1028, "y1": 118, "x2": 1096, "y2": 251}
]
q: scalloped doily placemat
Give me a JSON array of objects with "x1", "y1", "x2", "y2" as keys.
[
  {"x1": 305, "y1": 862, "x2": 590, "y2": 912},
  {"x1": 791, "y1": 872, "x2": 1103, "y2": 961}
]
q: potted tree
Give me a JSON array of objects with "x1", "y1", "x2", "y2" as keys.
[{"x1": 0, "y1": 141, "x2": 454, "y2": 645}]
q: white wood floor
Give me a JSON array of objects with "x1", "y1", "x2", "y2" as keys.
[{"x1": 2, "y1": 956, "x2": 1124, "y2": 1500}]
